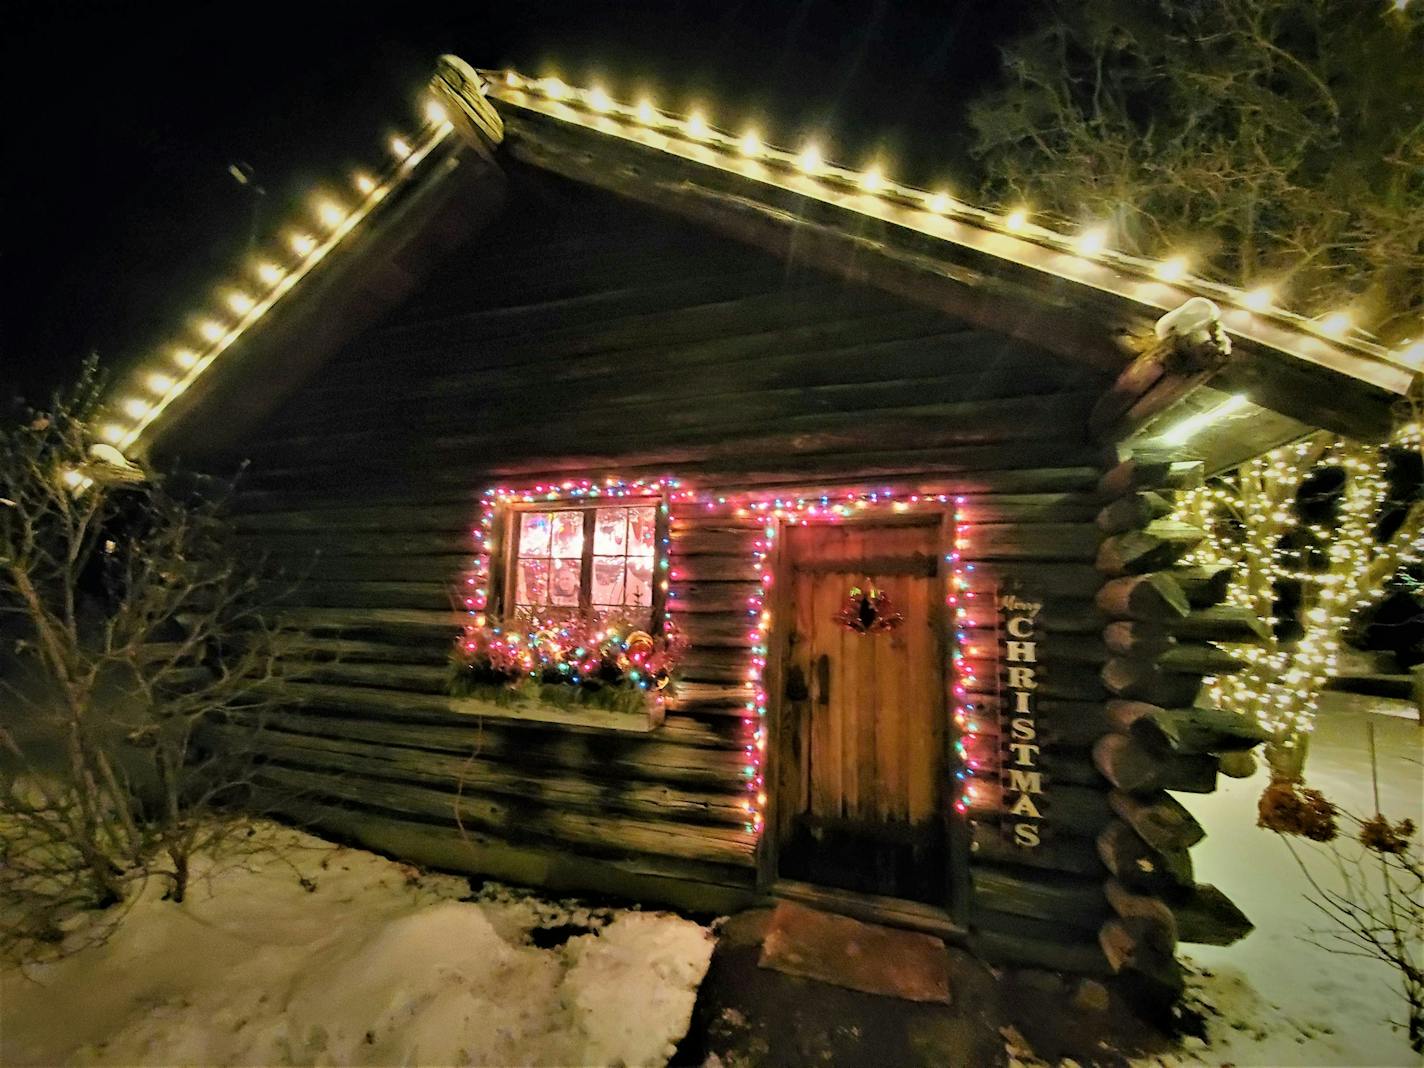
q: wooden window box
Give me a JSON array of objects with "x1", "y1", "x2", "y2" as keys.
[{"x1": 448, "y1": 683, "x2": 666, "y2": 733}]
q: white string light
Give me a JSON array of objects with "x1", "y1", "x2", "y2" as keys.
[
  {"x1": 1173, "y1": 436, "x2": 1422, "y2": 751},
  {"x1": 484, "y1": 70, "x2": 1413, "y2": 383},
  {"x1": 96, "y1": 100, "x2": 456, "y2": 453}
]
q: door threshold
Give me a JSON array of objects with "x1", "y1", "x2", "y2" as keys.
[{"x1": 769, "y1": 879, "x2": 967, "y2": 944}]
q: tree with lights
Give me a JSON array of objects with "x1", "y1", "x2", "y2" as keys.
[
  {"x1": 970, "y1": 0, "x2": 1424, "y2": 341},
  {"x1": 1172, "y1": 428, "x2": 1423, "y2": 783}
]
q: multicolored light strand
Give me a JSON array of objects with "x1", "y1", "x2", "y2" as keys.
[{"x1": 463, "y1": 479, "x2": 978, "y2": 841}]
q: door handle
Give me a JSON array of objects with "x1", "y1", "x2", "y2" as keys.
[{"x1": 815, "y1": 654, "x2": 830, "y2": 706}]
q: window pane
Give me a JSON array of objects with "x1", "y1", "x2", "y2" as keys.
[
  {"x1": 516, "y1": 559, "x2": 549, "y2": 605},
  {"x1": 628, "y1": 507, "x2": 656, "y2": 557},
  {"x1": 593, "y1": 507, "x2": 628, "y2": 555},
  {"x1": 626, "y1": 557, "x2": 653, "y2": 608},
  {"x1": 551, "y1": 511, "x2": 585, "y2": 559},
  {"x1": 519, "y1": 513, "x2": 551, "y2": 557},
  {"x1": 550, "y1": 558, "x2": 582, "y2": 605},
  {"x1": 592, "y1": 556, "x2": 626, "y2": 605}
]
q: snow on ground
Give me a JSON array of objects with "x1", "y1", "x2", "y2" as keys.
[
  {"x1": 0, "y1": 822, "x2": 714, "y2": 1067},
  {"x1": 1136, "y1": 696, "x2": 1423, "y2": 1068}
]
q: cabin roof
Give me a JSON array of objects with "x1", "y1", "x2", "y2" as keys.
[{"x1": 98, "y1": 55, "x2": 1420, "y2": 466}]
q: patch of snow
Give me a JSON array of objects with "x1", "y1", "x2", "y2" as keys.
[
  {"x1": 0, "y1": 821, "x2": 714, "y2": 1067},
  {"x1": 1137, "y1": 699, "x2": 1422, "y2": 1067}
]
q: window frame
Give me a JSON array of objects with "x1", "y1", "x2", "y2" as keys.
[{"x1": 492, "y1": 499, "x2": 669, "y2": 633}]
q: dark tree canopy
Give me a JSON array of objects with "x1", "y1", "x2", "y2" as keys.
[{"x1": 970, "y1": 0, "x2": 1423, "y2": 342}]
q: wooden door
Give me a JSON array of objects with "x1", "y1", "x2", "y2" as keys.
[{"x1": 776, "y1": 520, "x2": 948, "y2": 904}]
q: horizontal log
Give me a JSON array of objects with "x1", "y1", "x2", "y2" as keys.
[
  {"x1": 670, "y1": 612, "x2": 760, "y2": 647},
  {"x1": 1156, "y1": 643, "x2": 1247, "y2": 676},
  {"x1": 1171, "y1": 883, "x2": 1254, "y2": 946},
  {"x1": 291, "y1": 661, "x2": 448, "y2": 692},
  {"x1": 962, "y1": 563, "x2": 1104, "y2": 599},
  {"x1": 670, "y1": 528, "x2": 762, "y2": 555},
  {"x1": 262, "y1": 607, "x2": 464, "y2": 633},
  {"x1": 667, "y1": 581, "x2": 763, "y2": 614},
  {"x1": 1097, "y1": 455, "x2": 1203, "y2": 499},
  {"x1": 1100, "y1": 659, "x2": 1205, "y2": 706},
  {"x1": 252, "y1": 765, "x2": 756, "y2": 867},
  {"x1": 969, "y1": 523, "x2": 1101, "y2": 562},
  {"x1": 1098, "y1": 918, "x2": 1182, "y2": 997},
  {"x1": 255, "y1": 793, "x2": 760, "y2": 904},
  {"x1": 1104, "y1": 878, "x2": 1178, "y2": 948},
  {"x1": 972, "y1": 864, "x2": 1110, "y2": 931},
  {"x1": 970, "y1": 929, "x2": 1113, "y2": 977},
  {"x1": 1167, "y1": 564, "x2": 1235, "y2": 608},
  {"x1": 273, "y1": 635, "x2": 449, "y2": 664},
  {"x1": 1102, "y1": 621, "x2": 1175, "y2": 659},
  {"x1": 211, "y1": 723, "x2": 749, "y2": 826},
  {"x1": 667, "y1": 680, "x2": 753, "y2": 706},
  {"x1": 971, "y1": 783, "x2": 1113, "y2": 836},
  {"x1": 229, "y1": 709, "x2": 746, "y2": 787},
  {"x1": 1168, "y1": 605, "x2": 1272, "y2": 643},
  {"x1": 680, "y1": 647, "x2": 752, "y2": 683},
  {"x1": 235, "y1": 529, "x2": 477, "y2": 555},
  {"x1": 671, "y1": 557, "x2": 762, "y2": 582},
  {"x1": 970, "y1": 823, "x2": 1105, "y2": 877},
  {"x1": 1109, "y1": 791, "x2": 1205, "y2": 852},
  {"x1": 1095, "y1": 492, "x2": 1173, "y2": 535},
  {"x1": 236, "y1": 503, "x2": 474, "y2": 533},
  {"x1": 1092, "y1": 735, "x2": 1218, "y2": 795},
  {"x1": 1096, "y1": 521, "x2": 1205, "y2": 576},
  {"x1": 258, "y1": 581, "x2": 450, "y2": 610},
  {"x1": 1109, "y1": 701, "x2": 1268, "y2": 754},
  {"x1": 1095, "y1": 574, "x2": 1190, "y2": 622},
  {"x1": 1096, "y1": 819, "x2": 1194, "y2": 895}
]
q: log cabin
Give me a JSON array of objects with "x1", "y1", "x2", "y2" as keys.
[{"x1": 92, "y1": 55, "x2": 1419, "y2": 999}]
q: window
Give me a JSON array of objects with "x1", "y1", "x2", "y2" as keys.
[{"x1": 504, "y1": 504, "x2": 662, "y2": 628}]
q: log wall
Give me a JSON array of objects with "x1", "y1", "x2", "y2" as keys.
[{"x1": 194, "y1": 165, "x2": 1119, "y2": 916}]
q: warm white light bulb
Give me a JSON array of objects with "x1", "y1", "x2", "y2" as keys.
[
  {"x1": 354, "y1": 173, "x2": 376, "y2": 195},
  {"x1": 123, "y1": 398, "x2": 151, "y2": 419},
  {"x1": 928, "y1": 191, "x2": 951, "y2": 213},
  {"x1": 425, "y1": 99, "x2": 448, "y2": 125},
  {"x1": 198, "y1": 320, "x2": 224, "y2": 342},
  {"x1": 798, "y1": 143, "x2": 822, "y2": 173},
  {"x1": 390, "y1": 136, "x2": 412, "y2": 159},
  {"x1": 1004, "y1": 208, "x2": 1028, "y2": 232},
  {"x1": 290, "y1": 232, "x2": 317, "y2": 256},
  {"x1": 257, "y1": 262, "x2": 283, "y2": 285},
  {"x1": 147, "y1": 373, "x2": 174, "y2": 394},
  {"x1": 1155, "y1": 256, "x2": 1188, "y2": 282},
  {"x1": 740, "y1": 130, "x2": 761, "y2": 157},
  {"x1": 1242, "y1": 286, "x2": 1274, "y2": 311},
  {"x1": 100, "y1": 424, "x2": 124, "y2": 444},
  {"x1": 636, "y1": 99, "x2": 656, "y2": 124},
  {"x1": 62, "y1": 468, "x2": 84, "y2": 488},
  {"x1": 1076, "y1": 227, "x2": 1108, "y2": 256},
  {"x1": 860, "y1": 166, "x2": 884, "y2": 192},
  {"x1": 686, "y1": 111, "x2": 708, "y2": 139},
  {"x1": 1317, "y1": 311, "x2": 1352, "y2": 338},
  {"x1": 1396, "y1": 341, "x2": 1424, "y2": 367},
  {"x1": 588, "y1": 86, "x2": 612, "y2": 112},
  {"x1": 227, "y1": 291, "x2": 254, "y2": 315},
  {"x1": 317, "y1": 201, "x2": 344, "y2": 228}
]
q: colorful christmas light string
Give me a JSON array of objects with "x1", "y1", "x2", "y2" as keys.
[{"x1": 461, "y1": 477, "x2": 977, "y2": 840}]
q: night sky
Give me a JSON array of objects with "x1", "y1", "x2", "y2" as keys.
[{"x1": 2, "y1": 1, "x2": 1033, "y2": 404}]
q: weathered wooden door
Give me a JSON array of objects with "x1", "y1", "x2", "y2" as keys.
[{"x1": 776, "y1": 520, "x2": 948, "y2": 904}]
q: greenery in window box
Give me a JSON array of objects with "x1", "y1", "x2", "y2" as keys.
[{"x1": 449, "y1": 611, "x2": 686, "y2": 714}]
